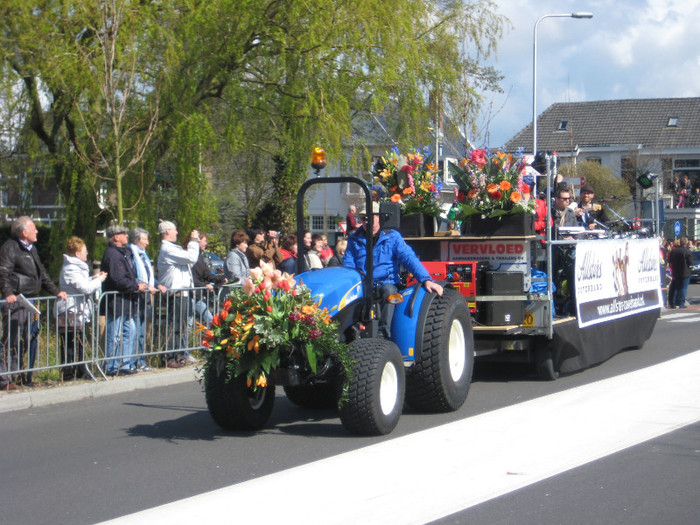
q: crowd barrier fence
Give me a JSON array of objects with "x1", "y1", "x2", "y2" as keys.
[{"x1": 0, "y1": 283, "x2": 239, "y2": 385}]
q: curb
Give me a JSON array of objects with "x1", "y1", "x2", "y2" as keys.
[{"x1": 0, "y1": 367, "x2": 201, "y2": 414}]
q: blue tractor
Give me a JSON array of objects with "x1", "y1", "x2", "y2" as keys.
[{"x1": 205, "y1": 177, "x2": 474, "y2": 435}]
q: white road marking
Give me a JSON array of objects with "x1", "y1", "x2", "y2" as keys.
[
  {"x1": 100, "y1": 351, "x2": 700, "y2": 525},
  {"x1": 661, "y1": 312, "x2": 698, "y2": 320}
]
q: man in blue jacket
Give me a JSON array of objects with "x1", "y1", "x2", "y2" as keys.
[{"x1": 343, "y1": 205, "x2": 443, "y2": 337}]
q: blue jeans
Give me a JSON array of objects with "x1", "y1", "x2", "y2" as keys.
[
  {"x1": 194, "y1": 298, "x2": 213, "y2": 327},
  {"x1": 105, "y1": 315, "x2": 137, "y2": 373},
  {"x1": 670, "y1": 277, "x2": 690, "y2": 307}
]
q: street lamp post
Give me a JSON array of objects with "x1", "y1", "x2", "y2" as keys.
[{"x1": 532, "y1": 12, "x2": 593, "y2": 157}]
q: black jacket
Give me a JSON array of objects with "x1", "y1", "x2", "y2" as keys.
[
  {"x1": 0, "y1": 238, "x2": 59, "y2": 298},
  {"x1": 669, "y1": 246, "x2": 693, "y2": 280},
  {"x1": 192, "y1": 254, "x2": 226, "y2": 288},
  {"x1": 100, "y1": 243, "x2": 140, "y2": 316}
]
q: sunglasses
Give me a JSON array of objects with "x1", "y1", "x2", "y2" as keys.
[{"x1": 558, "y1": 196, "x2": 571, "y2": 201}]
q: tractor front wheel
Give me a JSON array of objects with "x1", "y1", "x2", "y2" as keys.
[
  {"x1": 339, "y1": 338, "x2": 405, "y2": 436},
  {"x1": 205, "y1": 369, "x2": 275, "y2": 430}
]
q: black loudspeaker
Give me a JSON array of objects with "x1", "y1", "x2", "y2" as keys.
[
  {"x1": 483, "y1": 271, "x2": 524, "y2": 294},
  {"x1": 379, "y1": 201, "x2": 401, "y2": 231},
  {"x1": 483, "y1": 302, "x2": 524, "y2": 326},
  {"x1": 481, "y1": 271, "x2": 525, "y2": 325}
]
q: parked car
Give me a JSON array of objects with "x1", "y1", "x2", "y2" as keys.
[
  {"x1": 203, "y1": 251, "x2": 224, "y2": 275},
  {"x1": 690, "y1": 251, "x2": 700, "y2": 283}
]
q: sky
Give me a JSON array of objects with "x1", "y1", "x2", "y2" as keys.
[{"x1": 480, "y1": 0, "x2": 700, "y2": 149}]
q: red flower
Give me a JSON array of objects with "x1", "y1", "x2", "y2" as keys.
[
  {"x1": 212, "y1": 313, "x2": 221, "y2": 326},
  {"x1": 492, "y1": 190, "x2": 503, "y2": 201},
  {"x1": 469, "y1": 149, "x2": 487, "y2": 166},
  {"x1": 223, "y1": 299, "x2": 232, "y2": 310},
  {"x1": 266, "y1": 305, "x2": 273, "y2": 312}
]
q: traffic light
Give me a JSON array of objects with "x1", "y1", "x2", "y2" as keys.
[{"x1": 636, "y1": 171, "x2": 657, "y2": 189}]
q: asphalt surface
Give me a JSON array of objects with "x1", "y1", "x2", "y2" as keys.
[{"x1": 1, "y1": 300, "x2": 696, "y2": 414}]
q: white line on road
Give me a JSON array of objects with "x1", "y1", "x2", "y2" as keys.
[{"x1": 100, "y1": 351, "x2": 700, "y2": 525}]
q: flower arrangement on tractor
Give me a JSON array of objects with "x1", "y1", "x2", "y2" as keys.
[{"x1": 201, "y1": 261, "x2": 352, "y2": 396}]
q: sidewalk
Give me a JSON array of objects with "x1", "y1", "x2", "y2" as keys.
[{"x1": 0, "y1": 366, "x2": 200, "y2": 414}]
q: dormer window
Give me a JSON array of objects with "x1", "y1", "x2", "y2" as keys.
[
  {"x1": 667, "y1": 116, "x2": 679, "y2": 127},
  {"x1": 557, "y1": 120, "x2": 569, "y2": 131}
]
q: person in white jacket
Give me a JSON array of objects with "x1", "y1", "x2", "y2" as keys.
[
  {"x1": 57, "y1": 236, "x2": 107, "y2": 380},
  {"x1": 156, "y1": 221, "x2": 200, "y2": 368}
]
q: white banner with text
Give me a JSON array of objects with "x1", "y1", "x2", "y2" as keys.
[{"x1": 575, "y1": 238, "x2": 662, "y2": 328}]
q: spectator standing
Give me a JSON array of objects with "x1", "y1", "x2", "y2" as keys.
[
  {"x1": 57, "y1": 236, "x2": 107, "y2": 380},
  {"x1": 0, "y1": 217, "x2": 67, "y2": 389},
  {"x1": 327, "y1": 238, "x2": 347, "y2": 267},
  {"x1": 157, "y1": 221, "x2": 200, "y2": 367},
  {"x1": 100, "y1": 224, "x2": 147, "y2": 376},
  {"x1": 224, "y1": 229, "x2": 250, "y2": 282},
  {"x1": 667, "y1": 237, "x2": 693, "y2": 309},
  {"x1": 190, "y1": 232, "x2": 227, "y2": 327},
  {"x1": 246, "y1": 226, "x2": 283, "y2": 269},
  {"x1": 278, "y1": 234, "x2": 299, "y2": 275},
  {"x1": 297, "y1": 230, "x2": 313, "y2": 271},
  {"x1": 129, "y1": 228, "x2": 166, "y2": 371},
  {"x1": 320, "y1": 234, "x2": 333, "y2": 265},
  {"x1": 306, "y1": 233, "x2": 325, "y2": 269},
  {"x1": 346, "y1": 205, "x2": 358, "y2": 234}
]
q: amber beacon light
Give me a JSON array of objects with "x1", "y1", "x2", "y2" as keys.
[{"x1": 311, "y1": 146, "x2": 326, "y2": 175}]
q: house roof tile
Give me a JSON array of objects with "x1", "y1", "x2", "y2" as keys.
[{"x1": 505, "y1": 97, "x2": 700, "y2": 152}]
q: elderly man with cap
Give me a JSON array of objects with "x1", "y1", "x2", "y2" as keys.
[
  {"x1": 156, "y1": 220, "x2": 200, "y2": 368},
  {"x1": 100, "y1": 224, "x2": 148, "y2": 376},
  {"x1": 575, "y1": 184, "x2": 608, "y2": 230}
]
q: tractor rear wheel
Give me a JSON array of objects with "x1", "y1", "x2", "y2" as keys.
[
  {"x1": 339, "y1": 338, "x2": 405, "y2": 436},
  {"x1": 406, "y1": 289, "x2": 474, "y2": 412}
]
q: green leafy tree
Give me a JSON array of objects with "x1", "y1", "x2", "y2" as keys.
[{"x1": 1, "y1": 0, "x2": 506, "y2": 239}]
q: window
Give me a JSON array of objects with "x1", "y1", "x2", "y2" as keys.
[
  {"x1": 311, "y1": 215, "x2": 325, "y2": 231},
  {"x1": 557, "y1": 120, "x2": 569, "y2": 131},
  {"x1": 667, "y1": 116, "x2": 679, "y2": 127}
]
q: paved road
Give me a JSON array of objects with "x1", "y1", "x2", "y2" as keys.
[{"x1": 1, "y1": 299, "x2": 699, "y2": 524}]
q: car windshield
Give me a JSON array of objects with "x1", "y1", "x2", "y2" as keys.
[{"x1": 693, "y1": 251, "x2": 700, "y2": 264}]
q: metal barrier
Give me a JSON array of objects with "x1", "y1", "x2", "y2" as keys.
[{"x1": 0, "y1": 283, "x2": 240, "y2": 385}]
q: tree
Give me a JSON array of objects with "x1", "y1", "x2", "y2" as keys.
[
  {"x1": 560, "y1": 161, "x2": 631, "y2": 216},
  {"x1": 1, "y1": 0, "x2": 506, "y2": 239}
]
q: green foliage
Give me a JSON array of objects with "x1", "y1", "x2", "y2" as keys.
[
  {"x1": 172, "y1": 114, "x2": 219, "y2": 234},
  {"x1": 2, "y1": 0, "x2": 506, "y2": 236},
  {"x1": 561, "y1": 161, "x2": 631, "y2": 200}
]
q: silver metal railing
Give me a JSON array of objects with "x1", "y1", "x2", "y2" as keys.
[{"x1": 0, "y1": 283, "x2": 240, "y2": 385}]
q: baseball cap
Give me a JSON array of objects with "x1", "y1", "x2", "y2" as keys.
[
  {"x1": 158, "y1": 220, "x2": 176, "y2": 235},
  {"x1": 580, "y1": 184, "x2": 595, "y2": 194}
]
